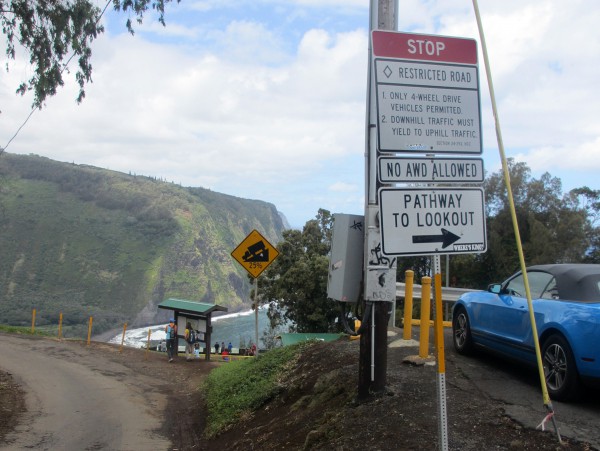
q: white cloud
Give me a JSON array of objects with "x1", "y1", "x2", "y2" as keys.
[
  {"x1": 515, "y1": 137, "x2": 600, "y2": 173},
  {"x1": 292, "y1": 0, "x2": 365, "y2": 6},
  {"x1": 135, "y1": 21, "x2": 204, "y2": 39},
  {"x1": 329, "y1": 181, "x2": 359, "y2": 192},
  {"x1": 208, "y1": 20, "x2": 289, "y2": 64},
  {"x1": 1, "y1": 0, "x2": 599, "y2": 227}
]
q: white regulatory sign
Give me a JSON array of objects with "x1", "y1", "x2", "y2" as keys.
[
  {"x1": 372, "y1": 31, "x2": 481, "y2": 155},
  {"x1": 375, "y1": 60, "x2": 481, "y2": 154},
  {"x1": 378, "y1": 157, "x2": 484, "y2": 183},
  {"x1": 379, "y1": 187, "x2": 487, "y2": 256}
]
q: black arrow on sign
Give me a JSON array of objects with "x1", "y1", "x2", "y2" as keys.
[{"x1": 412, "y1": 228, "x2": 460, "y2": 249}]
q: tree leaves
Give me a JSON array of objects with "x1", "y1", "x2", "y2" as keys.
[
  {"x1": 260, "y1": 209, "x2": 341, "y2": 333},
  {"x1": 447, "y1": 159, "x2": 597, "y2": 288},
  {"x1": 3, "y1": 0, "x2": 103, "y2": 107},
  {"x1": 2, "y1": 0, "x2": 180, "y2": 107}
]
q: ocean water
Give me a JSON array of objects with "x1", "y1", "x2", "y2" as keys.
[
  {"x1": 108, "y1": 308, "x2": 280, "y2": 351},
  {"x1": 209, "y1": 308, "x2": 272, "y2": 349}
]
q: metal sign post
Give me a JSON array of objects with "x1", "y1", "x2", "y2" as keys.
[
  {"x1": 254, "y1": 276, "x2": 259, "y2": 354},
  {"x1": 433, "y1": 259, "x2": 448, "y2": 451}
]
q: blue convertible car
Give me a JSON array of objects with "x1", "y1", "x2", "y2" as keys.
[{"x1": 452, "y1": 264, "x2": 600, "y2": 401}]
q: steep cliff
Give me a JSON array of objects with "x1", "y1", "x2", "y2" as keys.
[{"x1": 0, "y1": 153, "x2": 286, "y2": 334}]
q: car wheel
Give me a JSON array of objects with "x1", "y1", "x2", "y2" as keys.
[
  {"x1": 452, "y1": 307, "x2": 473, "y2": 355},
  {"x1": 542, "y1": 334, "x2": 580, "y2": 401}
]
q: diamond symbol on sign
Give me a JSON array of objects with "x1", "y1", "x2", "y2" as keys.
[{"x1": 383, "y1": 65, "x2": 392, "y2": 78}]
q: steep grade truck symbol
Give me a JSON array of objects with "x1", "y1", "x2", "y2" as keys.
[
  {"x1": 231, "y1": 230, "x2": 280, "y2": 278},
  {"x1": 242, "y1": 240, "x2": 269, "y2": 262}
]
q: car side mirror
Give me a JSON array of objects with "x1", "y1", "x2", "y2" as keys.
[{"x1": 488, "y1": 283, "x2": 502, "y2": 294}]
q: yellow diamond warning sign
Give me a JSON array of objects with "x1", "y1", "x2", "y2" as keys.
[{"x1": 231, "y1": 230, "x2": 280, "y2": 278}]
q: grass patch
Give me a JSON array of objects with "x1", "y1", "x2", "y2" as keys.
[
  {"x1": 0, "y1": 324, "x2": 54, "y2": 337},
  {"x1": 204, "y1": 341, "x2": 312, "y2": 437}
]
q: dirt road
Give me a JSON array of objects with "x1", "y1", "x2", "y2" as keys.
[{"x1": 0, "y1": 333, "x2": 214, "y2": 451}]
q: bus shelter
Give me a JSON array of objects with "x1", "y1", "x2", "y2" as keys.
[{"x1": 158, "y1": 298, "x2": 228, "y2": 361}]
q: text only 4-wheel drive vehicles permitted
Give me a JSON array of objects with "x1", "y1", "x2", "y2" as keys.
[{"x1": 452, "y1": 264, "x2": 600, "y2": 402}]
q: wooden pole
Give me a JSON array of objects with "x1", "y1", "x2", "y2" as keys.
[
  {"x1": 145, "y1": 328, "x2": 151, "y2": 360},
  {"x1": 58, "y1": 312, "x2": 63, "y2": 340},
  {"x1": 119, "y1": 322, "x2": 128, "y2": 353},
  {"x1": 31, "y1": 308, "x2": 36, "y2": 334},
  {"x1": 86, "y1": 316, "x2": 93, "y2": 346},
  {"x1": 359, "y1": 0, "x2": 398, "y2": 400}
]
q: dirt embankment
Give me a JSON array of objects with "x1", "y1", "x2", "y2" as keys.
[{"x1": 1, "y1": 332, "x2": 597, "y2": 450}]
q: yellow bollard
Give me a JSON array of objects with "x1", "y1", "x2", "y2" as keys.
[
  {"x1": 87, "y1": 316, "x2": 93, "y2": 346},
  {"x1": 419, "y1": 277, "x2": 432, "y2": 358},
  {"x1": 31, "y1": 308, "x2": 36, "y2": 334},
  {"x1": 58, "y1": 313, "x2": 63, "y2": 340},
  {"x1": 350, "y1": 319, "x2": 361, "y2": 341},
  {"x1": 403, "y1": 270, "x2": 414, "y2": 340},
  {"x1": 434, "y1": 274, "x2": 446, "y2": 373},
  {"x1": 119, "y1": 322, "x2": 128, "y2": 353},
  {"x1": 145, "y1": 328, "x2": 151, "y2": 359}
]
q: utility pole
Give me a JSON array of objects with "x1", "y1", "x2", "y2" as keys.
[{"x1": 359, "y1": 0, "x2": 398, "y2": 399}]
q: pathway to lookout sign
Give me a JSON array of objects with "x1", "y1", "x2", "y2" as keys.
[
  {"x1": 379, "y1": 187, "x2": 487, "y2": 256},
  {"x1": 372, "y1": 30, "x2": 482, "y2": 154}
]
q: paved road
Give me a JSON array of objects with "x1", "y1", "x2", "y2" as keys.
[
  {"x1": 0, "y1": 334, "x2": 171, "y2": 450},
  {"x1": 391, "y1": 328, "x2": 600, "y2": 448},
  {"x1": 441, "y1": 329, "x2": 600, "y2": 449}
]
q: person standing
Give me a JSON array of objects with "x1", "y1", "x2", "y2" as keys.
[
  {"x1": 220, "y1": 341, "x2": 225, "y2": 355},
  {"x1": 165, "y1": 318, "x2": 177, "y2": 363},
  {"x1": 184, "y1": 322, "x2": 195, "y2": 361},
  {"x1": 214, "y1": 341, "x2": 220, "y2": 355}
]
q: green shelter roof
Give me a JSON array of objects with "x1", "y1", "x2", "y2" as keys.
[
  {"x1": 278, "y1": 333, "x2": 343, "y2": 346},
  {"x1": 157, "y1": 298, "x2": 228, "y2": 317}
]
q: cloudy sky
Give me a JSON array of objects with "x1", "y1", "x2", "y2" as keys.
[{"x1": 1, "y1": 0, "x2": 599, "y2": 228}]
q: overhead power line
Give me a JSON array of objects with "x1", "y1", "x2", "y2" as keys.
[{"x1": 1, "y1": 0, "x2": 112, "y2": 152}]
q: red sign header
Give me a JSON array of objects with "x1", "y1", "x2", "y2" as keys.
[{"x1": 372, "y1": 31, "x2": 477, "y2": 65}]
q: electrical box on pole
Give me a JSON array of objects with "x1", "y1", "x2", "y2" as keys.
[{"x1": 327, "y1": 214, "x2": 365, "y2": 303}]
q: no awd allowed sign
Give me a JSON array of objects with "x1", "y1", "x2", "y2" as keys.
[{"x1": 379, "y1": 187, "x2": 487, "y2": 256}]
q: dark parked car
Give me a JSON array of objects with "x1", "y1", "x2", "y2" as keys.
[{"x1": 452, "y1": 264, "x2": 600, "y2": 401}]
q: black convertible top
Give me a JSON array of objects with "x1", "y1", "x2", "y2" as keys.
[{"x1": 527, "y1": 264, "x2": 600, "y2": 302}]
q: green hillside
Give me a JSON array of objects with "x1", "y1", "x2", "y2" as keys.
[{"x1": 0, "y1": 153, "x2": 286, "y2": 335}]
